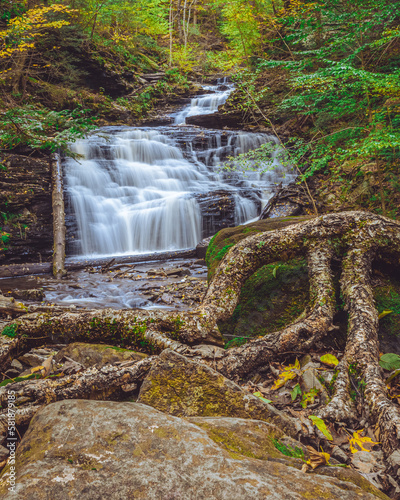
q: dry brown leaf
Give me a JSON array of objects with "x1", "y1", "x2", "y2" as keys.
[{"x1": 306, "y1": 446, "x2": 330, "y2": 469}]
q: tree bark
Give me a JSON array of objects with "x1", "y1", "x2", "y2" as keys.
[{"x1": 51, "y1": 153, "x2": 66, "y2": 279}]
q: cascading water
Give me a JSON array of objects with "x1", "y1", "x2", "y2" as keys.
[
  {"x1": 173, "y1": 78, "x2": 234, "y2": 125},
  {"x1": 64, "y1": 82, "x2": 296, "y2": 258}
]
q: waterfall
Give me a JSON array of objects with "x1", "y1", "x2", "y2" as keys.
[
  {"x1": 64, "y1": 84, "x2": 296, "y2": 258},
  {"x1": 173, "y1": 79, "x2": 234, "y2": 125}
]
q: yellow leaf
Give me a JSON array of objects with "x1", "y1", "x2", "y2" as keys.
[
  {"x1": 378, "y1": 310, "x2": 393, "y2": 319},
  {"x1": 30, "y1": 365, "x2": 44, "y2": 373},
  {"x1": 320, "y1": 354, "x2": 339, "y2": 367},
  {"x1": 349, "y1": 429, "x2": 379, "y2": 453},
  {"x1": 272, "y1": 359, "x2": 300, "y2": 390}
]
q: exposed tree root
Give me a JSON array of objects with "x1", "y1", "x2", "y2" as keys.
[{"x1": 2, "y1": 211, "x2": 400, "y2": 457}]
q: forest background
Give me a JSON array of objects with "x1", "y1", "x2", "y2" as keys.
[{"x1": 0, "y1": 0, "x2": 399, "y2": 243}]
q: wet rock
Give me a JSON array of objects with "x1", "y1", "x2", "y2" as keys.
[
  {"x1": 165, "y1": 267, "x2": 191, "y2": 277},
  {"x1": 54, "y1": 342, "x2": 147, "y2": 368},
  {"x1": 0, "y1": 154, "x2": 53, "y2": 265},
  {"x1": 147, "y1": 268, "x2": 167, "y2": 277},
  {"x1": 8, "y1": 289, "x2": 44, "y2": 301},
  {"x1": 0, "y1": 400, "x2": 388, "y2": 500},
  {"x1": 196, "y1": 236, "x2": 213, "y2": 259},
  {"x1": 159, "y1": 293, "x2": 174, "y2": 305},
  {"x1": 186, "y1": 111, "x2": 242, "y2": 129},
  {"x1": 195, "y1": 190, "x2": 236, "y2": 238},
  {"x1": 137, "y1": 349, "x2": 300, "y2": 438}
]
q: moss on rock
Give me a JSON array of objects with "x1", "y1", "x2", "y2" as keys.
[
  {"x1": 137, "y1": 349, "x2": 300, "y2": 437},
  {"x1": 54, "y1": 342, "x2": 147, "y2": 368}
]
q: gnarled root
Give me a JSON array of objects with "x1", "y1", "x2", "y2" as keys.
[{"x1": 321, "y1": 243, "x2": 400, "y2": 455}]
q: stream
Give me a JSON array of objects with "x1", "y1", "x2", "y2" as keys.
[{"x1": 1, "y1": 79, "x2": 296, "y2": 310}]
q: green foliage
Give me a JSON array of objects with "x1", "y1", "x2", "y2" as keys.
[
  {"x1": 379, "y1": 353, "x2": 400, "y2": 371},
  {"x1": 1, "y1": 323, "x2": 17, "y2": 338},
  {"x1": 0, "y1": 373, "x2": 40, "y2": 387},
  {"x1": 0, "y1": 226, "x2": 9, "y2": 251},
  {"x1": 291, "y1": 383, "x2": 302, "y2": 402},
  {"x1": 224, "y1": 336, "x2": 248, "y2": 349},
  {"x1": 273, "y1": 439, "x2": 304, "y2": 459},
  {"x1": 0, "y1": 105, "x2": 96, "y2": 155}
]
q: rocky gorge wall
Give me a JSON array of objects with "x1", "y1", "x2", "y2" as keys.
[{"x1": 0, "y1": 154, "x2": 53, "y2": 265}]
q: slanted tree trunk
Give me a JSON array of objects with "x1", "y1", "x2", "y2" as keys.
[{"x1": 2, "y1": 211, "x2": 400, "y2": 457}]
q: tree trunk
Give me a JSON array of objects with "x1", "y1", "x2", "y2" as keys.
[{"x1": 50, "y1": 153, "x2": 66, "y2": 279}]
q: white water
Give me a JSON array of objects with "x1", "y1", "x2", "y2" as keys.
[
  {"x1": 174, "y1": 79, "x2": 234, "y2": 124},
  {"x1": 64, "y1": 82, "x2": 296, "y2": 258}
]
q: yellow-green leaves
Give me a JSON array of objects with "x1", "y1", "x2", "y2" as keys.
[
  {"x1": 291, "y1": 383, "x2": 302, "y2": 401},
  {"x1": 378, "y1": 310, "x2": 393, "y2": 320},
  {"x1": 320, "y1": 354, "x2": 339, "y2": 367},
  {"x1": 349, "y1": 429, "x2": 379, "y2": 453},
  {"x1": 301, "y1": 388, "x2": 319, "y2": 409},
  {"x1": 253, "y1": 391, "x2": 272, "y2": 404},
  {"x1": 272, "y1": 359, "x2": 300, "y2": 390},
  {"x1": 308, "y1": 415, "x2": 333, "y2": 440}
]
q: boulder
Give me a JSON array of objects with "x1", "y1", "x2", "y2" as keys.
[
  {"x1": 7, "y1": 289, "x2": 44, "y2": 301},
  {"x1": 138, "y1": 349, "x2": 300, "y2": 438},
  {"x1": 54, "y1": 342, "x2": 147, "y2": 368},
  {"x1": 0, "y1": 400, "x2": 388, "y2": 499}
]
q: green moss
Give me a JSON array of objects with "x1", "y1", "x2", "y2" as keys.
[
  {"x1": 374, "y1": 277, "x2": 400, "y2": 337},
  {"x1": 205, "y1": 215, "x2": 312, "y2": 281},
  {"x1": 218, "y1": 258, "x2": 309, "y2": 340},
  {"x1": 1, "y1": 323, "x2": 17, "y2": 338}
]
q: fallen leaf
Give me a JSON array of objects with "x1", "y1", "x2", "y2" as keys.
[
  {"x1": 253, "y1": 391, "x2": 272, "y2": 404},
  {"x1": 272, "y1": 359, "x2": 301, "y2": 390},
  {"x1": 378, "y1": 310, "x2": 393, "y2": 320},
  {"x1": 306, "y1": 445, "x2": 330, "y2": 469},
  {"x1": 320, "y1": 354, "x2": 339, "y2": 367},
  {"x1": 291, "y1": 383, "x2": 302, "y2": 401},
  {"x1": 349, "y1": 429, "x2": 379, "y2": 453},
  {"x1": 301, "y1": 388, "x2": 319, "y2": 408},
  {"x1": 308, "y1": 415, "x2": 333, "y2": 440},
  {"x1": 379, "y1": 353, "x2": 400, "y2": 371}
]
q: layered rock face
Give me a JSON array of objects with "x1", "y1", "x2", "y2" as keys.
[{"x1": 0, "y1": 154, "x2": 53, "y2": 264}]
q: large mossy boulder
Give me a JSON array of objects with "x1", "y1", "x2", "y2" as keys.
[
  {"x1": 0, "y1": 399, "x2": 388, "y2": 499},
  {"x1": 137, "y1": 349, "x2": 299, "y2": 438}
]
